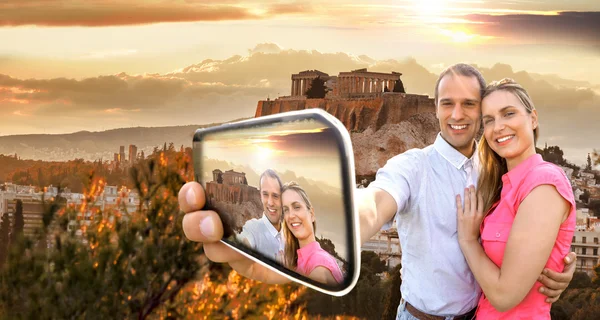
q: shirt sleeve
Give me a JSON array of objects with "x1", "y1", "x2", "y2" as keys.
[
  {"x1": 368, "y1": 150, "x2": 422, "y2": 230},
  {"x1": 238, "y1": 221, "x2": 256, "y2": 248},
  {"x1": 517, "y1": 164, "x2": 576, "y2": 213}
]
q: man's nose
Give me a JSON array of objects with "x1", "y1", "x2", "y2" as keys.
[{"x1": 451, "y1": 104, "x2": 464, "y2": 120}]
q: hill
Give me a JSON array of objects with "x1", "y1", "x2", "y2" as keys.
[{"x1": 0, "y1": 119, "x2": 248, "y2": 162}]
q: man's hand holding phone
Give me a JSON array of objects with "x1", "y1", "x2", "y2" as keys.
[{"x1": 179, "y1": 181, "x2": 290, "y2": 284}]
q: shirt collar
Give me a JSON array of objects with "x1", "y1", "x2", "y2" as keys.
[
  {"x1": 433, "y1": 132, "x2": 477, "y2": 170},
  {"x1": 503, "y1": 153, "x2": 544, "y2": 187},
  {"x1": 297, "y1": 241, "x2": 321, "y2": 260},
  {"x1": 260, "y1": 213, "x2": 282, "y2": 238}
]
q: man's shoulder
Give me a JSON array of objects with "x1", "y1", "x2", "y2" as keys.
[
  {"x1": 386, "y1": 144, "x2": 434, "y2": 167},
  {"x1": 241, "y1": 218, "x2": 264, "y2": 232}
]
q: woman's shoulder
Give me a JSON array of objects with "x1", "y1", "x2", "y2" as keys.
[{"x1": 524, "y1": 161, "x2": 571, "y2": 187}]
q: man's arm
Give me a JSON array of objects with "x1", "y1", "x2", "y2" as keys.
[
  {"x1": 538, "y1": 252, "x2": 577, "y2": 303},
  {"x1": 356, "y1": 187, "x2": 399, "y2": 245}
]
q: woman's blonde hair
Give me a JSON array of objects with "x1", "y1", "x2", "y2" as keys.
[
  {"x1": 281, "y1": 181, "x2": 317, "y2": 269},
  {"x1": 478, "y1": 78, "x2": 539, "y2": 213}
]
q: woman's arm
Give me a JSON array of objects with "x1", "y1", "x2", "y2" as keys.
[
  {"x1": 458, "y1": 185, "x2": 569, "y2": 312},
  {"x1": 308, "y1": 266, "x2": 338, "y2": 286}
]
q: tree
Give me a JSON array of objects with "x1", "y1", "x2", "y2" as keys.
[
  {"x1": 393, "y1": 79, "x2": 406, "y2": 93},
  {"x1": 580, "y1": 189, "x2": 590, "y2": 203},
  {"x1": 216, "y1": 173, "x2": 223, "y2": 184},
  {"x1": 0, "y1": 213, "x2": 10, "y2": 266},
  {"x1": 568, "y1": 271, "x2": 592, "y2": 289},
  {"x1": 305, "y1": 76, "x2": 327, "y2": 99},
  {"x1": 0, "y1": 158, "x2": 205, "y2": 319},
  {"x1": 382, "y1": 263, "x2": 402, "y2": 320},
  {"x1": 586, "y1": 154, "x2": 592, "y2": 171},
  {"x1": 589, "y1": 200, "x2": 600, "y2": 217},
  {"x1": 10, "y1": 200, "x2": 24, "y2": 243}
]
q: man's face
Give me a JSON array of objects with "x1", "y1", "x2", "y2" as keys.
[
  {"x1": 260, "y1": 175, "x2": 282, "y2": 226},
  {"x1": 436, "y1": 74, "x2": 482, "y2": 157}
]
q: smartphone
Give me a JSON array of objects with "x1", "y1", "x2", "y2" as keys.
[{"x1": 192, "y1": 108, "x2": 360, "y2": 296}]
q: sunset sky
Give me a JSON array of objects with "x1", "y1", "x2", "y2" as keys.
[{"x1": 0, "y1": 0, "x2": 598, "y2": 164}]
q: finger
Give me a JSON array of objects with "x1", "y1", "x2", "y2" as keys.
[
  {"x1": 178, "y1": 181, "x2": 206, "y2": 213},
  {"x1": 203, "y1": 241, "x2": 246, "y2": 263},
  {"x1": 182, "y1": 210, "x2": 223, "y2": 243},
  {"x1": 564, "y1": 252, "x2": 577, "y2": 266},
  {"x1": 477, "y1": 191, "x2": 484, "y2": 216},
  {"x1": 463, "y1": 188, "x2": 471, "y2": 215},
  {"x1": 469, "y1": 185, "x2": 476, "y2": 214},
  {"x1": 456, "y1": 195, "x2": 463, "y2": 215},
  {"x1": 538, "y1": 272, "x2": 567, "y2": 292},
  {"x1": 545, "y1": 295, "x2": 561, "y2": 304},
  {"x1": 538, "y1": 285, "x2": 562, "y2": 300},
  {"x1": 541, "y1": 268, "x2": 570, "y2": 287}
]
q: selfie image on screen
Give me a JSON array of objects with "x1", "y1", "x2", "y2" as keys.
[{"x1": 195, "y1": 118, "x2": 349, "y2": 286}]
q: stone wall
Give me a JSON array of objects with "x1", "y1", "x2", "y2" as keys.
[{"x1": 255, "y1": 92, "x2": 435, "y2": 132}]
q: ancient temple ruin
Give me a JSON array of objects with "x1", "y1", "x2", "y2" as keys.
[{"x1": 289, "y1": 68, "x2": 403, "y2": 98}]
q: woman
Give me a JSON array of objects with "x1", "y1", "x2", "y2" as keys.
[
  {"x1": 281, "y1": 181, "x2": 344, "y2": 285},
  {"x1": 456, "y1": 78, "x2": 576, "y2": 319}
]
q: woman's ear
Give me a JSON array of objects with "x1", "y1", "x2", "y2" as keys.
[
  {"x1": 531, "y1": 109, "x2": 538, "y2": 130},
  {"x1": 310, "y1": 208, "x2": 315, "y2": 222}
]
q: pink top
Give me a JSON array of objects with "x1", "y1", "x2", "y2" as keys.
[
  {"x1": 297, "y1": 241, "x2": 344, "y2": 284},
  {"x1": 476, "y1": 154, "x2": 576, "y2": 319}
]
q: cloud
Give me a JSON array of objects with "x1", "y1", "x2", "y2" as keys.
[
  {"x1": 463, "y1": 11, "x2": 600, "y2": 46},
  {"x1": 267, "y1": 2, "x2": 314, "y2": 15},
  {"x1": 0, "y1": 1, "x2": 262, "y2": 27},
  {"x1": 0, "y1": 44, "x2": 597, "y2": 165},
  {"x1": 248, "y1": 43, "x2": 283, "y2": 55}
]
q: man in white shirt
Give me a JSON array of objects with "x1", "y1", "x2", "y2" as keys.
[
  {"x1": 237, "y1": 169, "x2": 285, "y2": 263},
  {"x1": 179, "y1": 63, "x2": 576, "y2": 319}
]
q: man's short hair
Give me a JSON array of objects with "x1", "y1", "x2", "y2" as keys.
[
  {"x1": 434, "y1": 63, "x2": 486, "y2": 106},
  {"x1": 259, "y1": 169, "x2": 283, "y2": 191}
]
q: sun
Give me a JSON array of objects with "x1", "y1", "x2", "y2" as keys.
[
  {"x1": 439, "y1": 28, "x2": 476, "y2": 43},
  {"x1": 415, "y1": 0, "x2": 447, "y2": 16},
  {"x1": 255, "y1": 144, "x2": 274, "y2": 162}
]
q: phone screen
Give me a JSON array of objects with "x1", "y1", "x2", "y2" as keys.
[{"x1": 193, "y1": 112, "x2": 356, "y2": 292}]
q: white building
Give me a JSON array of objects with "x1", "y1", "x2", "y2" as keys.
[
  {"x1": 571, "y1": 230, "x2": 600, "y2": 277},
  {"x1": 362, "y1": 227, "x2": 401, "y2": 269}
]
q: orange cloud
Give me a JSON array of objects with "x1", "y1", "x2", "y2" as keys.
[{"x1": 0, "y1": 1, "x2": 262, "y2": 27}]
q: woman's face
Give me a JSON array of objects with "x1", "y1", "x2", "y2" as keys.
[
  {"x1": 282, "y1": 189, "x2": 315, "y2": 241},
  {"x1": 481, "y1": 90, "x2": 538, "y2": 165}
]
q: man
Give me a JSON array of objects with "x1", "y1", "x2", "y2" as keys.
[
  {"x1": 237, "y1": 169, "x2": 285, "y2": 263},
  {"x1": 179, "y1": 63, "x2": 576, "y2": 318}
]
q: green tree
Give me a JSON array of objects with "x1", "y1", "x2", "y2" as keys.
[
  {"x1": 0, "y1": 158, "x2": 205, "y2": 319},
  {"x1": 586, "y1": 154, "x2": 592, "y2": 171},
  {"x1": 568, "y1": 271, "x2": 592, "y2": 289},
  {"x1": 580, "y1": 189, "x2": 590, "y2": 203},
  {"x1": 305, "y1": 76, "x2": 327, "y2": 99},
  {"x1": 0, "y1": 213, "x2": 10, "y2": 267},
  {"x1": 382, "y1": 263, "x2": 402, "y2": 320},
  {"x1": 393, "y1": 79, "x2": 406, "y2": 93},
  {"x1": 11, "y1": 200, "x2": 24, "y2": 243},
  {"x1": 589, "y1": 200, "x2": 600, "y2": 217}
]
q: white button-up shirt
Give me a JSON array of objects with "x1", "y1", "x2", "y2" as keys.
[
  {"x1": 369, "y1": 133, "x2": 481, "y2": 316},
  {"x1": 238, "y1": 213, "x2": 284, "y2": 263}
]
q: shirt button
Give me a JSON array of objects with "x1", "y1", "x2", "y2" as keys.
[{"x1": 496, "y1": 232, "x2": 501, "y2": 238}]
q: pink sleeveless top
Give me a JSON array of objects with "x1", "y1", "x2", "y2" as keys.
[
  {"x1": 476, "y1": 154, "x2": 576, "y2": 319},
  {"x1": 297, "y1": 241, "x2": 344, "y2": 284}
]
